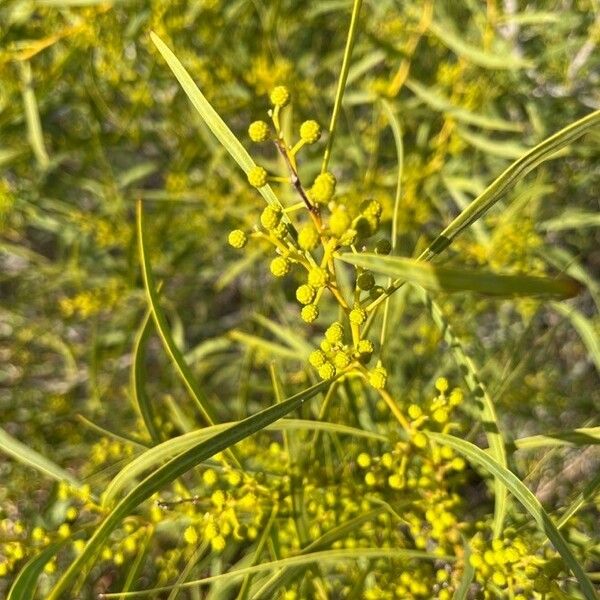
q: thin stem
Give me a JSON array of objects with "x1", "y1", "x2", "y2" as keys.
[
  {"x1": 378, "y1": 100, "x2": 404, "y2": 350},
  {"x1": 321, "y1": 0, "x2": 363, "y2": 173}
]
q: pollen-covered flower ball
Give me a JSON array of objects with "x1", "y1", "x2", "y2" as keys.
[
  {"x1": 247, "y1": 165, "x2": 268, "y2": 188},
  {"x1": 299, "y1": 120, "x2": 321, "y2": 144}
]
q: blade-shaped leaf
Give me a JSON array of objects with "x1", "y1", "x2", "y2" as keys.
[
  {"x1": 46, "y1": 379, "x2": 332, "y2": 600},
  {"x1": 131, "y1": 308, "x2": 162, "y2": 444},
  {"x1": 137, "y1": 200, "x2": 218, "y2": 427},
  {"x1": 149, "y1": 33, "x2": 287, "y2": 218},
  {"x1": 7, "y1": 542, "x2": 65, "y2": 600},
  {"x1": 102, "y1": 418, "x2": 386, "y2": 506},
  {"x1": 420, "y1": 109, "x2": 600, "y2": 260},
  {"x1": 428, "y1": 432, "x2": 597, "y2": 600},
  {"x1": 339, "y1": 253, "x2": 581, "y2": 298},
  {"x1": 100, "y1": 548, "x2": 448, "y2": 598},
  {"x1": 0, "y1": 426, "x2": 80, "y2": 488}
]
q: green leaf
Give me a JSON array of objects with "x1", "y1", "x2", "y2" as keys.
[
  {"x1": 406, "y1": 79, "x2": 522, "y2": 132},
  {"x1": 556, "y1": 471, "x2": 600, "y2": 531},
  {"x1": 7, "y1": 542, "x2": 64, "y2": 600},
  {"x1": 456, "y1": 127, "x2": 529, "y2": 159},
  {"x1": 339, "y1": 253, "x2": 581, "y2": 298},
  {"x1": 513, "y1": 427, "x2": 600, "y2": 451},
  {"x1": 19, "y1": 61, "x2": 49, "y2": 169},
  {"x1": 428, "y1": 432, "x2": 598, "y2": 600},
  {"x1": 46, "y1": 379, "x2": 332, "y2": 600},
  {"x1": 415, "y1": 288, "x2": 508, "y2": 538},
  {"x1": 102, "y1": 418, "x2": 385, "y2": 506},
  {"x1": 100, "y1": 548, "x2": 448, "y2": 598},
  {"x1": 540, "y1": 211, "x2": 600, "y2": 231},
  {"x1": 551, "y1": 303, "x2": 600, "y2": 374},
  {"x1": 149, "y1": 33, "x2": 288, "y2": 218},
  {"x1": 453, "y1": 537, "x2": 474, "y2": 600},
  {"x1": 420, "y1": 109, "x2": 600, "y2": 261},
  {"x1": 0, "y1": 426, "x2": 81, "y2": 488},
  {"x1": 137, "y1": 200, "x2": 218, "y2": 427},
  {"x1": 229, "y1": 330, "x2": 302, "y2": 361},
  {"x1": 428, "y1": 20, "x2": 531, "y2": 70},
  {"x1": 130, "y1": 307, "x2": 163, "y2": 444}
]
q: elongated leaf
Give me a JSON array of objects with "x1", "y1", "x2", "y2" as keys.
[
  {"x1": 456, "y1": 127, "x2": 529, "y2": 159},
  {"x1": 552, "y1": 303, "x2": 600, "y2": 374},
  {"x1": 540, "y1": 211, "x2": 600, "y2": 231},
  {"x1": 556, "y1": 471, "x2": 600, "y2": 530},
  {"x1": 428, "y1": 20, "x2": 531, "y2": 69},
  {"x1": 229, "y1": 330, "x2": 301, "y2": 360},
  {"x1": 420, "y1": 109, "x2": 600, "y2": 261},
  {"x1": 102, "y1": 418, "x2": 385, "y2": 506},
  {"x1": 428, "y1": 432, "x2": 598, "y2": 600},
  {"x1": 250, "y1": 508, "x2": 387, "y2": 599},
  {"x1": 339, "y1": 253, "x2": 580, "y2": 298},
  {"x1": 150, "y1": 33, "x2": 287, "y2": 218},
  {"x1": 453, "y1": 537, "x2": 474, "y2": 600},
  {"x1": 20, "y1": 61, "x2": 49, "y2": 169},
  {"x1": 406, "y1": 79, "x2": 522, "y2": 131},
  {"x1": 137, "y1": 200, "x2": 217, "y2": 426},
  {"x1": 130, "y1": 307, "x2": 162, "y2": 444},
  {"x1": 8, "y1": 542, "x2": 65, "y2": 600},
  {"x1": 0, "y1": 426, "x2": 80, "y2": 487},
  {"x1": 513, "y1": 427, "x2": 600, "y2": 451},
  {"x1": 100, "y1": 548, "x2": 447, "y2": 598},
  {"x1": 46, "y1": 379, "x2": 332, "y2": 600},
  {"x1": 415, "y1": 287, "x2": 508, "y2": 538}
]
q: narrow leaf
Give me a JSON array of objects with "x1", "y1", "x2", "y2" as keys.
[
  {"x1": 420, "y1": 109, "x2": 600, "y2": 261},
  {"x1": 428, "y1": 432, "x2": 598, "y2": 600},
  {"x1": 339, "y1": 253, "x2": 581, "y2": 299},
  {"x1": 47, "y1": 379, "x2": 332, "y2": 600},
  {"x1": 137, "y1": 200, "x2": 218, "y2": 426},
  {"x1": 0, "y1": 426, "x2": 80, "y2": 488}
]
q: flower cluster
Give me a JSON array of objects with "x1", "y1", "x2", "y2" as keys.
[{"x1": 227, "y1": 86, "x2": 394, "y2": 387}]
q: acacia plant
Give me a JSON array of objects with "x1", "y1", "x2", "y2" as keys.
[{"x1": 1, "y1": 1, "x2": 599, "y2": 599}]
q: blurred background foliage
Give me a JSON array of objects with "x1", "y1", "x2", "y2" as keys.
[{"x1": 0, "y1": 0, "x2": 599, "y2": 597}]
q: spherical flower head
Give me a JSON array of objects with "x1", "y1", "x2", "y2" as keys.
[
  {"x1": 357, "y1": 271, "x2": 375, "y2": 291},
  {"x1": 270, "y1": 256, "x2": 290, "y2": 277},
  {"x1": 184, "y1": 525, "x2": 198, "y2": 544},
  {"x1": 270, "y1": 85, "x2": 290, "y2": 107},
  {"x1": 272, "y1": 222, "x2": 288, "y2": 239},
  {"x1": 412, "y1": 431, "x2": 428, "y2": 449},
  {"x1": 357, "y1": 339, "x2": 374, "y2": 355},
  {"x1": 318, "y1": 362, "x2": 336, "y2": 380},
  {"x1": 357, "y1": 452, "x2": 371, "y2": 468},
  {"x1": 298, "y1": 226, "x2": 319, "y2": 250},
  {"x1": 435, "y1": 377, "x2": 449, "y2": 393},
  {"x1": 228, "y1": 229, "x2": 247, "y2": 249},
  {"x1": 375, "y1": 239, "x2": 392, "y2": 255},
  {"x1": 301, "y1": 304, "x2": 319, "y2": 323},
  {"x1": 248, "y1": 120, "x2": 269, "y2": 143},
  {"x1": 329, "y1": 207, "x2": 351, "y2": 237},
  {"x1": 320, "y1": 339, "x2": 332, "y2": 352},
  {"x1": 248, "y1": 165, "x2": 268, "y2": 188},
  {"x1": 349, "y1": 307, "x2": 367, "y2": 325},
  {"x1": 368, "y1": 366, "x2": 387, "y2": 389},
  {"x1": 361, "y1": 198, "x2": 383, "y2": 218},
  {"x1": 299, "y1": 120, "x2": 321, "y2": 144},
  {"x1": 310, "y1": 172, "x2": 336, "y2": 204},
  {"x1": 308, "y1": 267, "x2": 329, "y2": 288},
  {"x1": 339, "y1": 228, "x2": 358, "y2": 246},
  {"x1": 296, "y1": 284, "x2": 316, "y2": 305},
  {"x1": 325, "y1": 322, "x2": 344, "y2": 343},
  {"x1": 334, "y1": 351, "x2": 351, "y2": 369},
  {"x1": 309, "y1": 349, "x2": 326, "y2": 368},
  {"x1": 260, "y1": 205, "x2": 282, "y2": 230}
]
